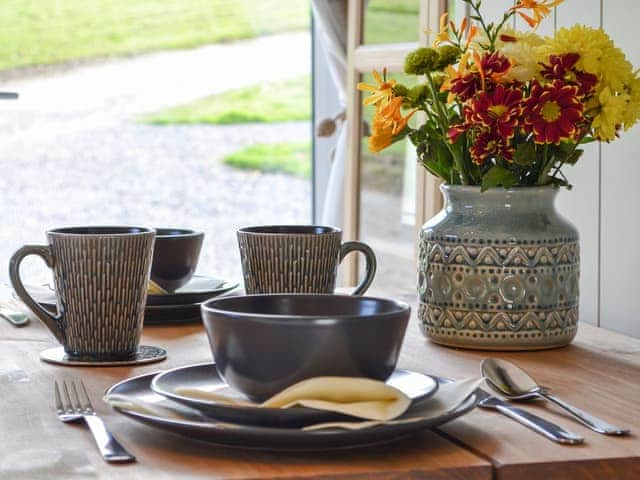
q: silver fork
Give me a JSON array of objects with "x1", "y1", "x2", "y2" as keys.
[{"x1": 55, "y1": 380, "x2": 136, "y2": 463}]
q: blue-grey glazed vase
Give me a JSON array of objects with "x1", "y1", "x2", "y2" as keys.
[{"x1": 418, "y1": 185, "x2": 579, "y2": 350}]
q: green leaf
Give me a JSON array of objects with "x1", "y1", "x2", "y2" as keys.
[
  {"x1": 513, "y1": 143, "x2": 537, "y2": 166},
  {"x1": 481, "y1": 165, "x2": 518, "y2": 192},
  {"x1": 565, "y1": 149, "x2": 583, "y2": 165}
]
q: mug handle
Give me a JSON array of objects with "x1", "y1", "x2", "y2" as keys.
[
  {"x1": 339, "y1": 241, "x2": 377, "y2": 296},
  {"x1": 9, "y1": 245, "x2": 65, "y2": 344}
]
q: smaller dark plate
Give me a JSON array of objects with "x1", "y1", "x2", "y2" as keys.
[
  {"x1": 151, "y1": 363, "x2": 438, "y2": 427},
  {"x1": 144, "y1": 303, "x2": 202, "y2": 326},
  {"x1": 146, "y1": 276, "x2": 239, "y2": 306}
]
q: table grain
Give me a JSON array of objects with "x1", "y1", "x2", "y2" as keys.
[{"x1": 1, "y1": 303, "x2": 639, "y2": 479}]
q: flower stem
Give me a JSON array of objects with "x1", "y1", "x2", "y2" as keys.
[{"x1": 425, "y1": 73, "x2": 470, "y2": 184}]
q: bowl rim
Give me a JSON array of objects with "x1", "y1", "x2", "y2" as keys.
[{"x1": 201, "y1": 293, "x2": 410, "y2": 322}]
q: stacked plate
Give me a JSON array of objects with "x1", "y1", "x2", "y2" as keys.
[
  {"x1": 25, "y1": 275, "x2": 239, "y2": 326},
  {"x1": 144, "y1": 275, "x2": 238, "y2": 325},
  {"x1": 106, "y1": 362, "x2": 479, "y2": 450}
]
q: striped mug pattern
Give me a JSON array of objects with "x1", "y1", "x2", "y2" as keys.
[
  {"x1": 10, "y1": 226, "x2": 155, "y2": 360},
  {"x1": 237, "y1": 225, "x2": 376, "y2": 295}
]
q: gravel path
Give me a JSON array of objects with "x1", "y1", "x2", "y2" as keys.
[{"x1": 0, "y1": 33, "x2": 311, "y2": 284}]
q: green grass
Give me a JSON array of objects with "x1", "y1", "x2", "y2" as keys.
[
  {"x1": 223, "y1": 142, "x2": 311, "y2": 178},
  {"x1": 364, "y1": 2, "x2": 420, "y2": 45},
  {"x1": 0, "y1": 0, "x2": 309, "y2": 71},
  {"x1": 143, "y1": 76, "x2": 311, "y2": 125}
]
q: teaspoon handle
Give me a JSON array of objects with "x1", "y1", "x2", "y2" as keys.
[{"x1": 541, "y1": 392, "x2": 630, "y2": 436}]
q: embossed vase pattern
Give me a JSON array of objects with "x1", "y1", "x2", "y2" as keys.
[{"x1": 418, "y1": 186, "x2": 579, "y2": 350}]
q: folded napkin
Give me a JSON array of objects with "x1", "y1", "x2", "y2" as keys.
[
  {"x1": 176, "y1": 377, "x2": 412, "y2": 421},
  {"x1": 147, "y1": 280, "x2": 168, "y2": 295},
  {"x1": 303, "y1": 376, "x2": 483, "y2": 431},
  {"x1": 105, "y1": 376, "x2": 483, "y2": 430}
]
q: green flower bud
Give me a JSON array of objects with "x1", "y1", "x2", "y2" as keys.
[
  {"x1": 407, "y1": 84, "x2": 429, "y2": 105},
  {"x1": 404, "y1": 47, "x2": 439, "y2": 75},
  {"x1": 392, "y1": 84, "x2": 409, "y2": 97},
  {"x1": 434, "y1": 45, "x2": 461, "y2": 70}
]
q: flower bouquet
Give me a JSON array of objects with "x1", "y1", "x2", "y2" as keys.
[
  {"x1": 358, "y1": 0, "x2": 640, "y2": 190},
  {"x1": 358, "y1": 0, "x2": 640, "y2": 350}
]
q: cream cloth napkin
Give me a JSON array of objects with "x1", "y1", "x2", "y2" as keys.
[
  {"x1": 303, "y1": 377, "x2": 483, "y2": 431},
  {"x1": 105, "y1": 376, "x2": 483, "y2": 430},
  {"x1": 175, "y1": 377, "x2": 411, "y2": 421}
]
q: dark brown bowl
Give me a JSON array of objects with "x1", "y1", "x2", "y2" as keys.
[
  {"x1": 151, "y1": 228, "x2": 204, "y2": 292},
  {"x1": 201, "y1": 294, "x2": 411, "y2": 401}
]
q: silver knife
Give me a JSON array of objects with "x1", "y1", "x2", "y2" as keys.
[
  {"x1": 477, "y1": 389, "x2": 583, "y2": 444},
  {"x1": 0, "y1": 305, "x2": 29, "y2": 327}
]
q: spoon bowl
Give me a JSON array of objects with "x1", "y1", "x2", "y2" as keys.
[{"x1": 481, "y1": 358, "x2": 542, "y2": 398}]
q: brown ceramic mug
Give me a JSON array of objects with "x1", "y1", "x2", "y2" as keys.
[
  {"x1": 9, "y1": 226, "x2": 155, "y2": 360},
  {"x1": 237, "y1": 225, "x2": 376, "y2": 295}
]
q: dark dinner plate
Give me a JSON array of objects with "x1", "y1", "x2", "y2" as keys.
[{"x1": 107, "y1": 371, "x2": 478, "y2": 451}]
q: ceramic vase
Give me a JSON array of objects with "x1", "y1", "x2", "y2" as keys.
[{"x1": 418, "y1": 185, "x2": 579, "y2": 350}]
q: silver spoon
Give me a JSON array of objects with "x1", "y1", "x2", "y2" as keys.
[{"x1": 481, "y1": 358, "x2": 629, "y2": 436}]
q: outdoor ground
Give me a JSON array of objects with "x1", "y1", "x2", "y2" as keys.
[
  {"x1": 0, "y1": 1, "x2": 418, "y2": 289},
  {"x1": 0, "y1": 33, "x2": 311, "y2": 284}
]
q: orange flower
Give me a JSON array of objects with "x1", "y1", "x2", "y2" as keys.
[
  {"x1": 510, "y1": 0, "x2": 564, "y2": 29},
  {"x1": 369, "y1": 116, "x2": 395, "y2": 152},
  {"x1": 441, "y1": 51, "x2": 473, "y2": 102},
  {"x1": 433, "y1": 13, "x2": 450, "y2": 47},
  {"x1": 357, "y1": 69, "x2": 396, "y2": 107},
  {"x1": 464, "y1": 24, "x2": 478, "y2": 50},
  {"x1": 368, "y1": 97, "x2": 417, "y2": 152}
]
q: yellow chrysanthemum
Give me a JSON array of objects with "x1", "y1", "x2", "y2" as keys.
[
  {"x1": 493, "y1": 28, "x2": 545, "y2": 82},
  {"x1": 540, "y1": 26, "x2": 634, "y2": 93},
  {"x1": 622, "y1": 76, "x2": 640, "y2": 131},
  {"x1": 592, "y1": 87, "x2": 629, "y2": 141}
]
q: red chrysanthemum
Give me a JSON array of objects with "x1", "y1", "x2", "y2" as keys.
[
  {"x1": 540, "y1": 53, "x2": 598, "y2": 97},
  {"x1": 480, "y1": 51, "x2": 512, "y2": 81},
  {"x1": 449, "y1": 52, "x2": 513, "y2": 101},
  {"x1": 464, "y1": 84, "x2": 523, "y2": 140},
  {"x1": 469, "y1": 131, "x2": 515, "y2": 165},
  {"x1": 450, "y1": 73, "x2": 481, "y2": 101},
  {"x1": 524, "y1": 80, "x2": 584, "y2": 144}
]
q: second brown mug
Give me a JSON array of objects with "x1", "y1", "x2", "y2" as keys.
[{"x1": 237, "y1": 225, "x2": 376, "y2": 295}]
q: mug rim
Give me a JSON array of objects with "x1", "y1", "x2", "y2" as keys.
[
  {"x1": 154, "y1": 227, "x2": 204, "y2": 238},
  {"x1": 201, "y1": 293, "x2": 410, "y2": 322},
  {"x1": 238, "y1": 225, "x2": 341, "y2": 236},
  {"x1": 48, "y1": 226, "x2": 154, "y2": 236}
]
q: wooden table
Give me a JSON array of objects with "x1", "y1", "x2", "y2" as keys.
[{"x1": 2, "y1": 302, "x2": 639, "y2": 479}]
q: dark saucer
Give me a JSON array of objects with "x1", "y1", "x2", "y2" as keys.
[{"x1": 146, "y1": 276, "x2": 239, "y2": 306}]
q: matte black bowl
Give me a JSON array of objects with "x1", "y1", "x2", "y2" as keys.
[
  {"x1": 201, "y1": 294, "x2": 411, "y2": 401},
  {"x1": 151, "y1": 228, "x2": 204, "y2": 292}
]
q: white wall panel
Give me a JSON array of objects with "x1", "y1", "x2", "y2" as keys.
[
  {"x1": 600, "y1": 0, "x2": 640, "y2": 336},
  {"x1": 555, "y1": 0, "x2": 601, "y2": 326}
]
